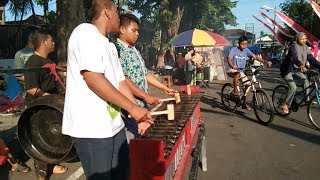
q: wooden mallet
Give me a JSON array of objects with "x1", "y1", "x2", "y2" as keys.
[
  {"x1": 160, "y1": 92, "x2": 181, "y2": 104},
  {"x1": 151, "y1": 104, "x2": 175, "y2": 120},
  {"x1": 128, "y1": 104, "x2": 175, "y2": 120}
]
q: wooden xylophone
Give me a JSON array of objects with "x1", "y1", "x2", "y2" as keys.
[{"x1": 130, "y1": 90, "x2": 204, "y2": 180}]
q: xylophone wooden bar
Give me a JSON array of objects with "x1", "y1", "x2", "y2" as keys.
[{"x1": 130, "y1": 86, "x2": 205, "y2": 180}]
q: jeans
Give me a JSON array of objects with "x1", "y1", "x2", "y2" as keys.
[
  {"x1": 121, "y1": 110, "x2": 138, "y2": 143},
  {"x1": 284, "y1": 72, "x2": 309, "y2": 106},
  {"x1": 73, "y1": 128, "x2": 129, "y2": 180},
  {"x1": 185, "y1": 71, "x2": 194, "y2": 85}
]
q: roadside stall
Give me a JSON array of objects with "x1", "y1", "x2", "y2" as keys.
[{"x1": 170, "y1": 28, "x2": 229, "y2": 85}]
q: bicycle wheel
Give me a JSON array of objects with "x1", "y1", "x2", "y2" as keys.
[
  {"x1": 253, "y1": 89, "x2": 275, "y2": 125},
  {"x1": 307, "y1": 96, "x2": 320, "y2": 130},
  {"x1": 221, "y1": 83, "x2": 237, "y2": 111},
  {"x1": 272, "y1": 85, "x2": 291, "y2": 116}
]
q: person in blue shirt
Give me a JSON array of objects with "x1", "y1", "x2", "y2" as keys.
[{"x1": 227, "y1": 36, "x2": 271, "y2": 110}]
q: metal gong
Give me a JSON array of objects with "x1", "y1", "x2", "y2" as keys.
[{"x1": 17, "y1": 95, "x2": 77, "y2": 164}]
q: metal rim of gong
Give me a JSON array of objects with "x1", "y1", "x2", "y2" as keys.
[{"x1": 17, "y1": 95, "x2": 77, "y2": 164}]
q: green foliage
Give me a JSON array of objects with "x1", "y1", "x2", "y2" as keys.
[
  {"x1": 123, "y1": 0, "x2": 237, "y2": 52},
  {"x1": 180, "y1": 0, "x2": 237, "y2": 33},
  {"x1": 7, "y1": 0, "x2": 34, "y2": 20},
  {"x1": 35, "y1": 0, "x2": 52, "y2": 6},
  {"x1": 125, "y1": 0, "x2": 162, "y2": 20},
  {"x1": 280, "y1": 0, "x2": 320, "y2": 38},
  {"x1": 125, "y1": 0, "x2": 236, "y2": 33}
]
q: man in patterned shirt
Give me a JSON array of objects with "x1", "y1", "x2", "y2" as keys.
[{"x1": 115, "y1": 13, "x2": 175, "y2": 141}]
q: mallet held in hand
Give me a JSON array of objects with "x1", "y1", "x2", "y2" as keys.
[
  {"x1": 129, "y1": 104, "x2": 175, "y2": 120},
  {"x1": 160, "y1": 92, "x2": 181, "y2": 104}
]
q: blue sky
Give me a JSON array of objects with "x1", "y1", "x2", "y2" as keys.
[
  {"x1": 226, "y1": 0, "x2": 286, "y2": 37},
  {"x1": 4, "y1": 0, "x2": 287, "y2": 38},
  {"x1": 4, "y1": 1, "x2": 56, "y2": 21}
]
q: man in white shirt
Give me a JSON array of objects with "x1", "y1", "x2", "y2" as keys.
[{"x1": 62, "y1": 1, "x2": 152, "y2": 179}]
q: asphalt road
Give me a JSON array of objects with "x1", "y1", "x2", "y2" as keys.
[{"x1": 1, "y1": 66, "x2": 320, "y2": 180}]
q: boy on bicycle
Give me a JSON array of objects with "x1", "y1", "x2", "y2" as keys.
[{"x1": 227, "y1": 36, "x2": 271, "y2": 111}]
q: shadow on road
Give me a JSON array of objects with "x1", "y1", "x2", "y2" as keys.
[
  {"x1": 0, "y1": 164, "x2": 10, "y2": 180},
  {"x1": 201, "y1": 90, "x2": 320, "y2": 145},
  {"x1": 281, "y1": 115, "x2": 319, "y2": 131},
  {"x1": 200, "y1": 94, "x2": 258, "y2": 124},
  {"x1": 269, "y1": 123, "x2": 320, "y2": 145}
]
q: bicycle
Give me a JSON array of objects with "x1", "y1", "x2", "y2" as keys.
[
  {"x1": 272, "y1": 70, "x2": 320, "y2": 129},
  {"x1": 221, "y1": 66, "x2": 275, "y2": 125}
]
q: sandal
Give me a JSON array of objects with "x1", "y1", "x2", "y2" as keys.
[
  {"x1": 312, "y1": 100, "x2": 318, "y2": 105},
  {"x1": 11, "y1": 164, "x2": 31, "y2": 173},
  {"x1": 281, "y1": 103, "x2": 289, "y2": 114},
  {"x1": 53, "y1": 165, "x2": 68, "y2": 174},
  {"x1": 35, "y1": 168, "x2": 47, "y2": 180},
  {"x1": 242, "y1": 102, "x2": 251, "y2": 111}
]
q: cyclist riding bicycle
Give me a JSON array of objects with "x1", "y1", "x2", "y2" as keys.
[
  {"x1": 280, "y1": 32, "x2": 320, "y2": 114},
  {"x1": 227, "y1": 36, "x2": 272, "y2": 111}
]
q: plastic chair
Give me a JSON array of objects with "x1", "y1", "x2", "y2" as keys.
[{"x1": 162, "y1": 75, "x2": 173, "y2": 88}]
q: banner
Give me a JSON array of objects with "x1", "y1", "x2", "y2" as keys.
[
  {"x1": 253, "y1": 15, "x2": 285, "y2": 45},
  {"x1": 310, "y1": 0, "x2": 320, "y2": 20},
  {"x1": 262, "y1": 5, "x2": 318, "y2": 43},
  {"x1": 259, "y1": 10, "x2": 293, "y2": 37}
]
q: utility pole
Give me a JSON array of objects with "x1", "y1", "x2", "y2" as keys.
[
  {"x1": 272, "y1": 6, "x2": 276, "y2": 55},
  {"x1": 245, "y1": 23, "x2": 255, "y2": 46},
  {"x1": 260, "y1": 5, "x2": 277, "y2": 55}
]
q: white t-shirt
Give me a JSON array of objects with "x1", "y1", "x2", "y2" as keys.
[{"x1": 62, "y1": 23, "x2": 125, "y2": 138}]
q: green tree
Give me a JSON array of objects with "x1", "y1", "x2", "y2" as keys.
[
  {"x1": 35, "y1": 0, "x2": 52, "y2": 25},
  {"x1": 125, "y1": 0, "x2": 236, "y2": 66},
  {"x1": 125, "y1": 0, "x2": 185, "y2": 65},
  {"x1": 180, "y1": 0, "x2": 237, "y2": 33},
  {"x1": 7, "y1": 0, "x2": 36, "y2": 23},
  {"x1": 280, "y1": 0, "x2": 320, "y2": 38}
]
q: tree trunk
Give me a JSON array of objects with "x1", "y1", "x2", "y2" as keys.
[
  {"x1": 19, "y1": 7, "x2": 24, "y2": 23},
  {"x1": 157, "y1": 5, "x2": 184, "y2": 67},
  {"x1": 30, "y1": 0, "x2": 36, "y2": 25},
  {"x1": 14, "y1": 10, "x2": 17, "y2": 21},
  {"x1": 56, "y1": 0, "x2": 86, "y2": 66},
  {"x1": 43, "y1": 0, "x2": 48, "y2": 25}
]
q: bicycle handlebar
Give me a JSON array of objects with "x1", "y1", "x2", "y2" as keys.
[{"x1": 306, "y1": 69, "x2": 319, "y2": 76}]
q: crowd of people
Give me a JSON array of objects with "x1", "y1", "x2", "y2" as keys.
[
  {"x1": 0, "y1": 0, "x2": 320, "y2": 179},
  {"x1": 156, "y1": 46, "x2": 214, "y2": 87}
]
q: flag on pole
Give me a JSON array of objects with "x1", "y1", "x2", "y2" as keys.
[
  {"x1": 310, "y1": 0, "x2": 320, "y2": 20},
  {"x1": 262, "y1": 4, "x2": 318, "y2": 43},
  {"x1": 259, "y1": 10, "x2": 293, "y2": 37},
  {"x1": 253, "y1": 15, "x2": 285, "y2": 45}
]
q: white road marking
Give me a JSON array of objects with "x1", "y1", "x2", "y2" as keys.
[{"x1": 66, "y1": 167, "x2": 84, "y2": 180}]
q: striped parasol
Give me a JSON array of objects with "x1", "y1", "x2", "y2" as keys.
[{"x1": 170, "y1": 28, "x2": 229, "y2": 47}]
